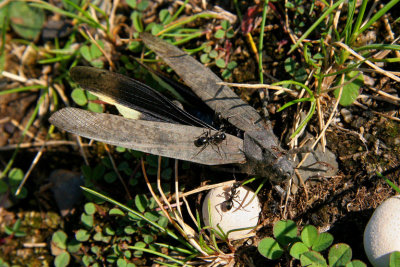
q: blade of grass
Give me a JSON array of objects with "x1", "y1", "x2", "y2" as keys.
[
  {"x1": 0, "y1": 85, "x2": 46, "y2": 95},
  {"x1": 128, "y1": 246, "x2": 191, "y2": 266},
  {"x1": 164, "y1": 0, "x2": 189, "y2": 25},
  {"x1": 272, "y1": 80, "x2": 314, "y2": 96},
  {"x1": 157, "y1": 12, "x2": 221, "y2": 36},
  {"x1": 29, "y1": 0, "x2": 101, "y2": 29},
  {"x1": 354, "y1": 0, "x2": 400, "y2": 42},
  {"x1": 258, "y1": 0, "x2": 269, "y2": 84},
  {"x1": 288, "y1": 0, "x2": 346, "y2": 54},
  {"x1": 81, "y1": 186, "x2": 184, "y2": 242}
]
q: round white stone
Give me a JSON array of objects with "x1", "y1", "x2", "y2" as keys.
[
  {"x1": 364, "y1": 195, "x2": 400, "y2": 267},
  {"x1": 202, "y1": 185, "x2": 261, "y2": 240}
]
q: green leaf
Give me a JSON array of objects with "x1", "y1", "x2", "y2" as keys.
[
  {"x1": 157, "y1": 216, "x2": 169, "y2": 228},
  {"x1": 273, "y1": 220, "x2": 298, "y2": 246},
  {"x1": 91, "y1": 59, "x2": 104, "y2": 69},
  {"x1": 104, "y1": 172, "x2": 117, "y2": 183},
  {"x1": 221, "y1": 20, "x2": 230, "y2": 30},
  {"x1": 290, "y1": 242, "x2": 309, "y2": 259},
  {"x1": 226, "y1": 29, "x2": 235, "y2": 38},
  {"x1": 135, "y1": 194, "x2": 148, "y2": 212},
  {"x1": 159, "y1": 9, "x2": 171, "y2": 24},
  {"x1": 200, "y1": 53, "x2": 210, "y2": 63},
  {"x1": 81, "y1": 213, "x2": 94, "y2": 228},
  {"x1": 209, "y1": 50, "x2": 218, "y2": 58},
  {"x1": 9, "y1": 168, "x2": 24, "y2": 185},
  {"x1": 116, "y1": 146, "x2": 126, "y2": 153},
  {"x1": 92, "y1": 164, "x2": 105, "y2": 179},
  {"x1": 124, "y1": 250, "x2": 132, "y2": 259},
  {"x1": 67, "y1": 239, "x2": 81, "y2": 254},
  {"x1": 104, "y1": 226, "x2": 115, "y2": 236},
  {"x1": 334, "y1": 71, "x2": 363, "y2": 106},
  {"x1": 258, "y1": 237, "x2": 284, "y2": 260},
  {"x1": 300, "y1": 251, "x2": 327, "y2": 267},
  {"x1": 79, "y1": 45, "x2": 92, "y2": 62},
  {"x1": 214, "y1": 29, "x2": 225, "y2": 39},
  {"x1": 131, "y1": 11, "x2": 143, "y2": 32},
  {"x1": 84, "y1": 202, "x2": 96, "y2": 215},
  {"x1": 390, "y1": 251, "x2": 400, "y2": 267},
  {"x1": 14, "y1": 186, "x2": 27, "y2": 199},
  {"x1": 301, "y1": 225, "x2": 318, "y2": 247},
  {"x1": 161, "y1": 168, "x2": 172, "y2": 180},
  {"x1": 93, "y1": 232, "x2": 103, "y2": 242},
  {"x1": 137, "y1": 0, "x2": 149, "y2": 11},
  {"x1": 54, "y1": 251, "x2": 70, "y2": 267},
  {"x1": 52, "y1": 230, "x2": 68, "y2": 250},
  {"x1": 0, "y1": 180, "x2": 8, "y2": 193},
  {"x1": 117, "y1": 258, "x2": 128, "y2": 267},
  {"x1": 71, "y1": 88, "x2": 87, "y2": 106},
  {"x1": 128, "y1": 40, "x2": 142, "y2": 52},
  {"x1": 284, "y1": 57, "x2": 296, "y2": 74},
  {"x1": 10, "y1": 2, "x2": 44, "y2": 40},
  {"x1": 143, "y1": 234, "x2": 154, "y2": 244},
  {"x1": 82, "y1": 255, "x2": 93, "y2": 266},
  {"x1": 124, "y1": 225, "x2": 136, "y2": 235},
  {"x1": 144, "y1": 211, "x2": 159, "y2": 221},
  {"x1": 312, "y1": 232, "x2": 334, "y2": 252},
  {"x1": 109, "y1": 208, "x2": 125, "y2": 216},
  {"x1": 221, "y1": 69, "x2": 232, "y2": 79},
  {"x1": 227, "y1": 61, "x2": 238, "y2": 70},
  {"x1": 126, "y1": 0, "x2": 136, "y2": 9},
  {"x1": 203, "y1": 45, "x2": 212, "y2": 53},
  {"x1": 90, "y1": 41, "x2": 103, "y2": 59},
  {"x1": 81, "y1": 165, "x2": 92, "y2": 179},
  {"x1": 87, "y1": 102, "x2": 103, "y2": 113},
  {"x1": 75, "y1": 229, "x2": 90, "y2": 242},
  {"x1": 215, "y1": 58, "x2": 226, "y2": 68},
  {"x1": 133, "y1": 241, "x2": 146, "y2": 257},
  {"x1": 328, "y1": 243, "x2": 352, "y2": 267},
  {"x1": 346, "y1": 260, "x2": 367, "y2": 267}
]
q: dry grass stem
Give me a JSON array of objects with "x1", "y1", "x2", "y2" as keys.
[
  {"x1": 15, "y1": 145, "x2": 45, "y2": 195},
  {"x1": 335, "y1": 42, "x2": 400, "y2": 82},
  {"x1": 104, "y1": 144, "x2": 132, "y2": 199}
]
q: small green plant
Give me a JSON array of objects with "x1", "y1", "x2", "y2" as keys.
[
  {"x1": 51, "y1": 197, "x2": 169, "y2": 266},
  {"x1": 390, "y1": 251, "x2": 400, "y2": 267},
  {"x1": 198, "y1": 20, "x2": 237, "y2": 79},
  {"x1": 378, "y1": 172, "x2": 400, "y2": 194},
  {"x1": 258, "y1": 220, "x2": 366, "y2": 266},
  {"x1": 79, "y1": 40, "x2": 105, "y2": 68},
  {"x1": 277, "y1": 0, "x2": 400, "y2": 141},
  {"x1": 4, "y1": 219, "x2": 26, "y2": 238},
  {"x1": 6, "y1": 1, "x2": 45, "y2": 40},
  {"x1": 0, "y1": 168, "x2": 28, "y2": 199}
]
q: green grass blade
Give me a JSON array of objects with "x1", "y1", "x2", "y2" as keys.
[
  {"x1": 81, "y1": 187, "x2": 181, "y2": 240},
  {"x1": 272, "y1": 80, "x2": 314, "y2": 97},
  {"x1": 289, "y1": 0, "x2": 346, "y2": 54},
  {"x1": 258, "y1": 0, "x2": 269, "y2": 84},
  {"x1": 357, "y1": 0, "x2": 400, "y2": 37},
  {"x1": 29, "y1": 1, "x2": 100, "y2": 29},
  {"x1": 128, "y1": 246, "x2": 190, "y2": 266},
  {"x1": 290, "y1": 100, "x2": 317, "y2": 139},
  {"x1": 164, "y1": 0, "x2": 189, "y2": 25}
]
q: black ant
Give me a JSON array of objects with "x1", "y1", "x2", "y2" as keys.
[
  {"x1": 192, "y1": 130, "x2": 226, "y2": 158},
  {"x1": 222, "y1": 182, "x2": 241, "y2": 211},
  {"x1": 194, "y1": 130, "x2": 226, "y2": 148}
]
